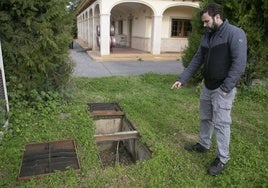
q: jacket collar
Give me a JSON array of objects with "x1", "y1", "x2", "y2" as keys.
[{"x1": 217, "y1": 19, "x2": 228, "y2": 32}]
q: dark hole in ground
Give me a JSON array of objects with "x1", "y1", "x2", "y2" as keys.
[
  {"x1": 88, "y1": 102, "x2": 152, "y2": 169},
  {"x1": 98, "y1": 140, "x2": 134, "y2": 168}
]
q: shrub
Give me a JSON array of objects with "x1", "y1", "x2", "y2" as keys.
[{"x1": 0, "y1": 0, "x2": 75, "y2": 99}]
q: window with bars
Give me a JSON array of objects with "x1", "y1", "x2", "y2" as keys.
[{"x1": 171, "y1": 19, "x2": 192, "y2": 37}]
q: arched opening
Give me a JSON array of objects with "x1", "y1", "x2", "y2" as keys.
[{"x1": 110, "y1": 2, "x2": 154, "y2": 53}]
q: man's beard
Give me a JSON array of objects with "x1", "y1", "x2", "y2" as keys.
[{"x1": 205, "y1": 17, "x2": 219, "y2": 33}]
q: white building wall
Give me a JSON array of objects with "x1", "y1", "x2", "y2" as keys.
[
  {"x1": 131, "y1": 7, "x2": 153, "y2": 51},
  {"x1": 77, "y1": 0, "x2": 200, "y2": 55},
  {"x1": 162, "y1": 6, "x2": 195, "y2": 38},
  {"x1": 161, "y1": 38, "x2": 188, "y2": 52}
]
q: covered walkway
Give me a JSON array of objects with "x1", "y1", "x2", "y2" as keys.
[
  {"x1": 76, "y1": 0, "x2": 199, "y2": 57},
  {"x1": 75, "y1": 39, "x2": 182, "y2": 62}
]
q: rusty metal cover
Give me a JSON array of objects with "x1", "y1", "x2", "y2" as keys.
[
  {"x1": 87, "y1": 102, "x2": 125, "y2": 117},
  {"x1": 18, "y1": 139, "x2": 80, "y2": 181}
]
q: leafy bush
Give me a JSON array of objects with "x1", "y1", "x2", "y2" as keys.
[
  {"x1": 238, "y1": 80, "x2": 268, "y2": 103},
  {"x1": 181, "y1": 10, "x2": 203, "y2": 84},
  {"x1": 0, "y1": 0, "x2": 74, "y2": 99}
]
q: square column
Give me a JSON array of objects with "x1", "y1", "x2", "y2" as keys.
[
  {"x1": 100, "y1": 14, "x2": 110, "y2": 56},
  {"x1": 151, "y1": 15, "x2": 162, "y2": 55},
  {"x1": 92, "y1": 16, "x2": 97, "y2": 50}
]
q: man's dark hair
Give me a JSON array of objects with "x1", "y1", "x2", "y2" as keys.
[{"x1": 200, "y1": 3, "x2": 224, "y2": 19}]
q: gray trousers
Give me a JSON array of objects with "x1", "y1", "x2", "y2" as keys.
[{"x1": 199, "y1": 85, "x2": 236, "y2": 164}]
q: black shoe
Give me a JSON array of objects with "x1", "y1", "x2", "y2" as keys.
[
  {"x1": 208, "y1": 158, "x2": 226, "y2": 176},
  {"x1": 184, "y1": 143, "x2": 209, "y2": 153}
]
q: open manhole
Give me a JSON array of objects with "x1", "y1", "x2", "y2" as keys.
[
  {"x1": 18, "y1": 139, "x2": 80, "y2": 181},
  {"x1": 88, "y1": 103, "x2": 152, "y2": 168},
  {"x1": 87, "y1": 102, "x2": 125, "y2": 117}
]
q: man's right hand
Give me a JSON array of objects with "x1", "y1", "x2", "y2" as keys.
[{"x1": 171, "y1": 81, "x2": 182, "y2": 89}]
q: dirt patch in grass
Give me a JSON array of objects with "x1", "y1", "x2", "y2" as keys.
[
  {"x1": 180, "y1": 132, "x2": 198, "y2": 142},
  {"x1": 172, "y1": 132, "x2": 199, "y2": 147}
]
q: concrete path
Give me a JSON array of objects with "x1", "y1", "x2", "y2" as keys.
[{"x1": 70, "y1": 41, "x2": 184, "y2": 78}]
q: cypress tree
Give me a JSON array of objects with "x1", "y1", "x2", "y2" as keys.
[{"x1": 0, "y1": 0, "x2": 75, "y2": 99}]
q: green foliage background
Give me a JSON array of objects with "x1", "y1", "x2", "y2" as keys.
[
  {"x1": 182, "y1": 0, "x2": 268, "y2": 84},
  {"x1": 0, "y1": 0, "x2": 75, "y2": 97}
]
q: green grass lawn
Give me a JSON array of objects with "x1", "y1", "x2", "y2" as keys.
[{"x1": 0, "y1": 73, "x2": 267, "y2": 187}]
